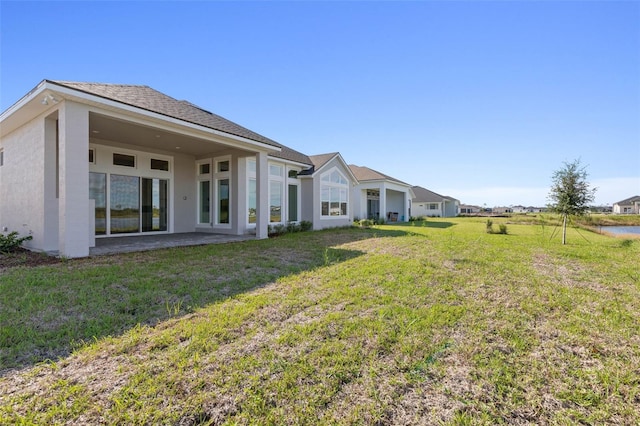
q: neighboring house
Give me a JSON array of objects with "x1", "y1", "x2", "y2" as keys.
[
  {"x1": 0, "y1": 80, "x2": 361, "y2": 258},
  {"x1": 613, "y1": 195, "x2": 640, "y2": 214},
  {"x1": 411, "y1": 186, "x2": 459, "y2": 218},
  {"x1": 493, "y1": 206, "x2": 513, "y2": 214},
  {"x1": 348, "y1": 165, "x2": 413, "y2": 222},
  {"x1": 459, "y1": 205, "x2": 482, "y2": 214}
]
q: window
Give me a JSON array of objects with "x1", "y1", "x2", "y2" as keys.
[
  {"x1": 429, "y1": 203, "x2": 438, "y2": 210},
  {"x1": 142, "y1": 178, "x2": 168, "y2": 232},
  {"x1": 218, "y1": 179, "x2": 229, "y2": 224},
  {"x1": 248, "y1": 178, "x2": 257, "y2": 223},
  {"x1": 214, "y1": 157, "x2": 231, "y2": 225},
  {"x1": 199, "y1": 163, "x2": 210, "y2": 175},
  {"x1": 113, "y1": 153, "x2": 135, "y2": 167},
  {"x1": 247, "y1": 159, "x2": 257, "y2": 224},
  {"x1": 88, "y1": 149, "x2": 95, "y2": 164},
  {"x1": 151, "y1": 158, "x2": 169, "y2": 171},
  {"x1": 0, "y1": 150, "x2": 3, "y2": 166},
  {"x1": 270, "y1": 164, "x2": 283, "y2": 177},
  {"x1": 89, "y1": 173, "x2": 106, "y2": 235},
  {"x1": 320, "y1": 168, "x2": 349, "y2": 217},
  {"x1": 288, "y1": 170, "x2": 298, "y2": 178},
  {"x1": 288, "y1": 184, "x2": 298, "y2": 222},
  {"x1": 199, "y1": 181, "x2": 210, "y2": 224},
  {"x1": 270, "y1": 181, "x2": 282, "y2": 222}
]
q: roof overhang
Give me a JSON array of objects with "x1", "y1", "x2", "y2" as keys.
[{"x1": 1, "y1": 80, "x2": 281, "y2": 155}]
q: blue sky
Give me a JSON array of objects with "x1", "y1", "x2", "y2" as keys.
[{"x1": 1, "y1": 1, "x2": 638, "y2": 207}]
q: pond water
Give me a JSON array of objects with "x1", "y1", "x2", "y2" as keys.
[{"x1": 602, "y1": 226, "x2": 640, "y2": 235}]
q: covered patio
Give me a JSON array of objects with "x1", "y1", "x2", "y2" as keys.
[{"x1": 89, "y1": 232, "x2": 254, "y2": 256}]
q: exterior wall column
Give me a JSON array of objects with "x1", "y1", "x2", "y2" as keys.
[
  {"x1": 42, "y1": 115, "x2": 59, "y2": 251},
  {"x1": 255, "y1": 151, "x2": 268, "y2": 239},
  {"x1": 233, "y1": 155, "x2": 247, "y2": 235},
  {"x1": 403, "y1": 194, "x2": 410, "y2": 222},
  {"x1": 58, "y1": 101, "x2": 90, "y2": 257},
  {"x1": 380, "y1": 184, "x2": 387, "y2": 221}
]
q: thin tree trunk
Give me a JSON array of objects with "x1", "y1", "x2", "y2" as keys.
[{"x1": 562, "y1": 214, "x2": 567, "y2": 245}]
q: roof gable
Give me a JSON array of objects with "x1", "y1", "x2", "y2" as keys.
[{"x1": 298, "y1": 152, "x2": 358, "y2": 182}]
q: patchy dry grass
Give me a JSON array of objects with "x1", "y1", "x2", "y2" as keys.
[{"x1": 1, "y1": 219, "x2": 639, "y2": 424}]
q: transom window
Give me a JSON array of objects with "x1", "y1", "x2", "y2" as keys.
[
  {"x1": 151, "y1": 158, "x2": 169, "y2": 171},
  {"x1": 113, "y1": 153, "x2": 135, "y2": 168}
]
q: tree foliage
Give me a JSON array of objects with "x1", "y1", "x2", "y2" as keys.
[{"x1": 547, "y1": 159, "x2": 596, "y2": 244}]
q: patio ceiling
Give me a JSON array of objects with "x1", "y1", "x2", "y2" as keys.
[{"x1": 89, "y1": 112, "x2": 257, "y2": 157}]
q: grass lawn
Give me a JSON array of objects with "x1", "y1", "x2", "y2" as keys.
[{"x1": 1, "y1": 217, "x2": 639, "y2": 424}]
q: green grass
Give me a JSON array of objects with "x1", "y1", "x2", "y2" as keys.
[{"x1": 1, "y1": 218, "x2": 639, "y2": 424}]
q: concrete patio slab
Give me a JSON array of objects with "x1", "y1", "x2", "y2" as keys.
[{"x1": 90, "y1": 232, "x2": 255, "y2": 256}]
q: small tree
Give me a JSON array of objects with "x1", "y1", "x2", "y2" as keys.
[{"x1": 547, "y1": 159, "x2": 596, "y2": 244}]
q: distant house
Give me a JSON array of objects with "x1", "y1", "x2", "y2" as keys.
[
  {"x1": 348, "y1": 165, "x2": 412, "y2": 222},
  {"x1": 512, "y1": 205, "x2": 544, "y2": 214},
  {"x1": 411, "y1": 186, "x2": 459, "y2": 218},
  {"x1": 613, "y1": 196, "x2": 640, "y2": 214},
  {"x1": 493, "y1": 206, "x2": 513, "y2": 214},
  {"x1": 459, "y1": 204, "x2": 482, "y2": 215}
]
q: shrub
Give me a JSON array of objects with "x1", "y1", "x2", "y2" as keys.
[
  {"x1": 357, "y1": 219, "x2": 374, "y2": 228},
  {"x1": 485, "y1": 219, "x2": 494, "y2": 234},
  {"x1": 269, "y1": 221, "x2": 313, "y2": 236},
  {"x1": 286, "y1": 222, "x2": 300, "y2": 233},
  {"x1": 0, "y1": 231, "x2": 33, "y2": 253},
  {"x1": 485, "y1": 220, "x2": 508, "y2": 235}
]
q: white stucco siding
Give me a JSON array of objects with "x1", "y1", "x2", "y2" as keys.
[
  {"x1": 0, "y1": 114, "x2": 47, "y2": 250},
  {"x1": 413, "y1": 203, "x2": 442, "y2": 218},
  {"x1": 169, "y1": 152, "x2": 196, "y2": 233}
]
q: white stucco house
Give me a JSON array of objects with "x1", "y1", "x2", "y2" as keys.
[
  {"x1": 459, "y1": 204, "x2": 482, "y2": 215},
  {"x1": 613, "y1": 195, "x2": 640, "y2": 214},
  {"x1": 0, "y1": 80, "x2": 360, "y2": 257},
  {"x1": 348, "y1": 165, "x2": 413, "y2": 223},
  {"x1": 411, "y1": 186, "x2": 459, "y2": 218}
]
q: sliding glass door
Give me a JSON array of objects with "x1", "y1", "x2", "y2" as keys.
[
  {"x1": 90, "y1": 174, "x2": 168, "y2": 235},
  {"x1": 111, "y1": 175, "x2": 140, "y2": 234}
]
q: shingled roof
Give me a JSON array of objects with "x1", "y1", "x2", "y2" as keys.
[
  {"x1": 411, "y1": 186, "x2": 458, "y2": 203},
  {"x1": 614, "y1": 195, "x2": 640, "y2": 205},
  {"x1": 49, "y1": 80, "x2": 312, "y2": 166},
  {"x1": 348, "y1": 165, "x2": 409, "y2": 186}
]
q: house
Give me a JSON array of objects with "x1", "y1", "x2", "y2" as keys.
[
  {"x1": 459, "y1": 204, "x2": 482, "y2": 215},
  {"x1": 0, "y1": 80, "x2": 360, "y2": 258},
  {"x1": 492, "y1": 206, "x2": 513, "y2": 214},
  {"x1": 348, "y1": 165, "x2": 412, "y2": 222},
  {"x1": 411, "y1": 186, "x2": 459, "y2": 218},
  {"x1": 613, "y1": 196, "x2": 640, "y2": 214}
]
